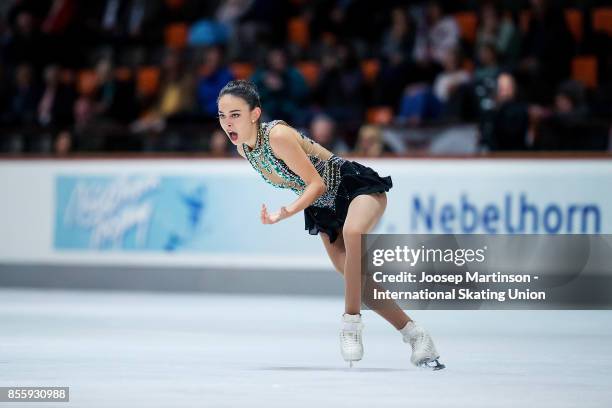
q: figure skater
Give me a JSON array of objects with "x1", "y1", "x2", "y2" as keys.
[{"x1": 217, "y1": 80, "x2": 444, "y2": 370}]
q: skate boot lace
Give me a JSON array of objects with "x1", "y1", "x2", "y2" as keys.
[
  {"x1": 341, "y1": 329, "x2": 362, "y2": 352},
  {"x1": 408, "y1": 328, "x2": 436, "y2": 357}
]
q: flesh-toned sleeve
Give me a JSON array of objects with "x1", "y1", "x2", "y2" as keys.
[{"x1": 268, "y1": 124, "x2": 324, "y2": 188}]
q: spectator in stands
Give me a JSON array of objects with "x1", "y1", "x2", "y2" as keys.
[
  {"x1": 41, "y1": 0, "x2": 81, "y2": 67},
  {"x1": 2, "y1": 63, "x2": 39, "y2": 126},
  {"x1": 299, "y1": 0, "x2": 379, "y2": 52},
  {"x1": 475, "y1": 2, "x2": 520, "y2": 67},
  {"x1": 93, "y1": 58, "x2": 116, "y2": 118},
  {"x1": 381, "y1": 7, "x2": 415, "y2": 65},
  {"x1": 534, "y1": 80, "x2": 594, "y2": 150},
  {"x1": 88, "y1": 0, "x2": 161, "y2": 42},
  {"x1": 397, "y1": 85, "x2": 440, "y2": 127},
  {"x1": 3, "y1": 11, "x2": 47, "y2": 69},
  {"x1": 433, "y1": 47, "x2": 471, "y2": 105},
  {"x1": 69, "y1": 58, "x2": 133, "y2": 151},
  {"x1": 470, "y1": 42, "x2": 502, "y2": 122},
  {"x1": 131, "y1": 50, "x2": 196, "y2": 135},
  {"x1": 308, "y1": 114, "x2": 349, "y2": 155},
  {"x1": 413, "y1": 1, "x2": 459, "y2": 67},
  {"x1": 37, "y1": 64, "x2": 75, "y2": 130},
  {"x1": 397, "y1": 47, "x2": 469, "y2": 125},
  {"x1": 303, "y1": 1, "x2": 339, "y2": 45},
  {"x1": 215, "y1": 0, "x2": 252, "y2": 33},
  {"x1": 216, "y1": 0, "x2": 290, "y2": 60},
  {"x1": 474, "y1": 42, "x2": 501, "y2": 84},
  {"x1": 251, "y1": 47, "x2": 308, "y2": 126},
  {"x1": 375, "y1": 6, "x2": 416, "y2": 106},
  {"x1": 480, "y1": 72, "x2": 529, "y2": 151},
  {"x1": 73, "y1": 77, "x2": 104, "y2": 150},
  {"x1": 518, "y1": 0, "x2": 574, "y2": 104},
  {"x1": 313, "y1": 41, "x2": 366, "y2": 133},
  {"x1": 196, "y1": 46, "x2": 234, "y2": 122},
  {"x1": 54, "y1": 129, "x2": 72, "y2": 155},
  {"x1": 100, "y1": 60, "x2": 138, "y2": 124},
  {"x1": 353, "y1": 125, "x2": 386, "y2": 157},
  {"x1": 0, "y1": 0, "x2": 608, "y2": 155}
]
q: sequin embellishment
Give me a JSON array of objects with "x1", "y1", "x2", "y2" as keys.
[{"x1": 243, "y1": 120, "x2": 346, "y2": 211}]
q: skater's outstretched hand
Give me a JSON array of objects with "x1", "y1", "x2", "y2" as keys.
[{"x1": 261, "y1": 204, "x2": 290, "y2": 224}]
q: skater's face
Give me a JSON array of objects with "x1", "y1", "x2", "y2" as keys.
[{"x1": 217, "y1": 94, "x2": 261, "y2": 145}]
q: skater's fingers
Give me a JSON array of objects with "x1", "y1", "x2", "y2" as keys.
[{"x1": 261, "y1": 206, "x2": 269, "y2": 224}]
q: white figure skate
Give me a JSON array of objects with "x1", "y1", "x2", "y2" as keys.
[
  {"x1": 400, "y1": 321, "x2": 445, "y2": 370},
  {"x1": 340, "y1": 313, "x2": 363, "y2": 368}
]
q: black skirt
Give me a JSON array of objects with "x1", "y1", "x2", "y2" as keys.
[{"x1": 304, "y1": 160, "x2": 393, "y2": 243}]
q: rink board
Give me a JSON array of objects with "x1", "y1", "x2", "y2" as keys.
[{"x1": 0, "y1": 158, "x2": 611, "y2": 268}]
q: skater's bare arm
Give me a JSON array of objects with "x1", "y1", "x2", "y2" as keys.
[{"x1": 262, "y1": 125, "x2": 326, "y2": 222}]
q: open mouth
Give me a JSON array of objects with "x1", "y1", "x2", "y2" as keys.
[{"x1": 228, "y1": 131, "x2": 238, "y2": 142}]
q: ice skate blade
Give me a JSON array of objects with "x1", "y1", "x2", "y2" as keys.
[
  {"x1": 418, "y1": 359, "x2": 446, "y2": 371},
  {"x1": 343, "y1": 358, "x2": 361, "y2": 368}
]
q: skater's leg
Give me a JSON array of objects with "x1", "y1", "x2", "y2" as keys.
[
  {"x1": 321, "y1": 193, "x2": 444, "y2": 369},
  {"x1": 342, "y1": 193, "x2": 400, "y2": 316},
  {"x1": 321, "y1": 231, "x2": 411, "y2": 329}
]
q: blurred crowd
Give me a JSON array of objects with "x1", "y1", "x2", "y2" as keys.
[{"x1": 0, "y1": 0, "x2": 610, "y2": 156}]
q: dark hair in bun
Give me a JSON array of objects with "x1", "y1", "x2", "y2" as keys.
[{"x1": 217, "y1": 80, "x2": 261, "y2": 110}]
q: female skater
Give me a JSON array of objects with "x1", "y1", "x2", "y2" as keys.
[{"x1": 217, "y1": 80, "x2": 444, "y2": 370}]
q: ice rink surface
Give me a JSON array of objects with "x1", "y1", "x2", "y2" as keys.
[{"x1": 1, "y1": 288, "x2": 611, "y2": 408}]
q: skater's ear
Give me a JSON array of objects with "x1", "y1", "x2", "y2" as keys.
[{"x1": 250, "y1": 106, "x2": 262, "y2": 124}]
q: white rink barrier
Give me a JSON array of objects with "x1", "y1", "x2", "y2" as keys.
[{"x1": 0, "y1": 158, "x2": 611, "y2": 269}]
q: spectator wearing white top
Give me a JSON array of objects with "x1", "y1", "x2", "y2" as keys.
[
  {"x1": 433, "y1": 48, "x2": 470, "y2": 103},
  {"x1": 413, "y1": 1, "x2": 460, "y2": 66}
]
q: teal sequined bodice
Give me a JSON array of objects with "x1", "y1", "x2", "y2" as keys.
[{"x1": 242, "y1": 120, "x2": 346, "y2": 210}]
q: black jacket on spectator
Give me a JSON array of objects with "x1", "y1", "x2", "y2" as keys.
[
  {"x1": 485, "y1": 100, "x2": 529, "y2": 151},
  {"x1": 521, "y1": 5, "x2": 574, "y2": 104},
  {"x1": 535, "y1": 110, "x2": 609, "y2": 151}
]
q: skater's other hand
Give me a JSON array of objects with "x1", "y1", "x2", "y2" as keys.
[{"x1": 261, "y1": 204, "x2": 289, "y2": 224}]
